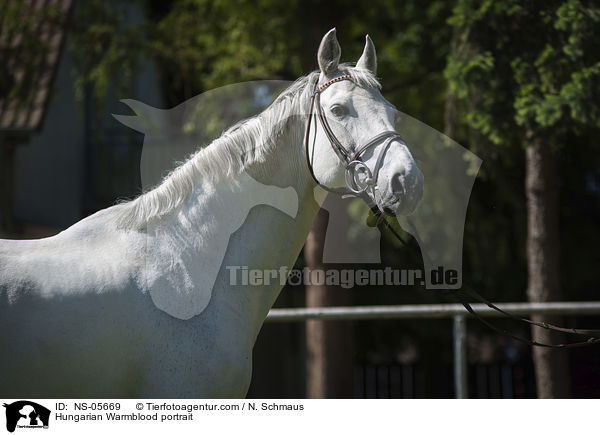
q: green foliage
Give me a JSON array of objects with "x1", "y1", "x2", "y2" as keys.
[
  {"x1": 148, "y1": 0, "x2": 303, "y2": 96},
  {"x1": 446, "y1": 0, "x2": 600, "y2": 147},
  {"x1": 70, "y1": 1, "x2": 143, "y2": 101},
  {"x1": 70, "y1": 0, "x2": 304, "y2": 106},
  {"x1": 68, "y1": 0, "x2": 453, "y2": 126}
]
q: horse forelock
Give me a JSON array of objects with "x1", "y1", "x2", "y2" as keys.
[{"x1": 114, "y1": 65, "x2": 380, "y2": 229}]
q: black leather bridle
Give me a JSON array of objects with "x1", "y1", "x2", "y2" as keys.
[
  {"x1": 303, "y1": 74, "x2": 600, "y2": 349},
  {"x1": 304, "y1": 74, "x2": 405, "y2": 212}
]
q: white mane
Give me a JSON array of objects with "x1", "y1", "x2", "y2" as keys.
[{"x1": 115, "y1": 65, "x2": 380, "y2": 229}]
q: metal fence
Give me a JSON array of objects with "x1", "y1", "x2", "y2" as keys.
[{"x1": 265, "y1": 301, "x2": 600, "y2": 398}]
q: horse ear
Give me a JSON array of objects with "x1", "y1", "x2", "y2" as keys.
[
  {"x1": 318, "y1": 28, "x2": 341, "y2": 75},
  {"x1": 356, "y1": 35, "x2": 377, "y2": 75}
]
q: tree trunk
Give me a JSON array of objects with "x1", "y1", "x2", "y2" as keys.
[
  {"x1": 305, "y1": 208, "x2": 353, "y2": 398},
  {"x1": 300, "y1": 8, "x2": 354, "y2": 399},
  {"x1": 525, "y1": 140, "x2": 571, "y2": 398}
]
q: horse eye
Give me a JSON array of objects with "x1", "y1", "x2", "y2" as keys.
[{"x1": 330, "y1": 105, "x2": 347, "y2": 117}]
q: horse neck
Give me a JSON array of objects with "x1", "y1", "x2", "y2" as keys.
[
  {"x1": 244, "y1": 124, "x2": 321, "y2": 325},
  {"x1": 182, "y1": 119, "x2": 319, "y2": 337}
]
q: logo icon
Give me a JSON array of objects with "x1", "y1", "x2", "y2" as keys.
[{"x1": 3, "y1": 401, "x2": 50, "y2": 433}]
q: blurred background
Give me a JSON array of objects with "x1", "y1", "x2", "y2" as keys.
[{"x1": 1, "y1": 0, "x2": 599, "y2": 398}]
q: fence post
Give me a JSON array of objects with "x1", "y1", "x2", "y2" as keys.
[{"x1": 453, "y1": 314, "x2": 468, "y2": 398}]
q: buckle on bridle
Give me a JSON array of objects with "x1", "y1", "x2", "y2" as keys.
[{"x1": 345, "y1": 160, "x2": 375, "y2": 194}]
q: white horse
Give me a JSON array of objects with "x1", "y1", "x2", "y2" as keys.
[{"x1": 0, "y1": 29, "x2": 423, "y2": 398}]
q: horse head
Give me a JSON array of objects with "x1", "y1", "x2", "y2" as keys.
[{"x1": 306, "y1": 29, "x2": 424, "y2": 216}]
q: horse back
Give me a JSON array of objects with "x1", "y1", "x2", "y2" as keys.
[{"x1": 0, "y1": 209, "x2": 154, "y2": 397}]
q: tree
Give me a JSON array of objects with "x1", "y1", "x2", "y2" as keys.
[{"x1": 446, "y1": 0, "x2": 600, "y2": 397}]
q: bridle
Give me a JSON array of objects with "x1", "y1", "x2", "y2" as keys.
[
  {"x1": 304, "y1": 74, "x2": 405, "y2": 212},
  {"x1": 303, "y1": 74, "x2": 600, "y2": 349}
]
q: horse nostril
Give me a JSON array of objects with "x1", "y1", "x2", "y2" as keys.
[{"x1": 391, "y1": 173, "x2": 405, "y2": 196}]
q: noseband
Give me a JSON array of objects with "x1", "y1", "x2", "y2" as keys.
[{"x1": 304, "y1": 75, "x2": 404, "y2": 210}]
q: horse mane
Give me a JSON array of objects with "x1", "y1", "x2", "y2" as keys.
[{"x1": 115, "y1": 64, "x2": 381, "y2": 229}]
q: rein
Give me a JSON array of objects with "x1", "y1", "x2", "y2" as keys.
[{"x1": 371, "y1": 208, "x2": 600, "y2": 348}]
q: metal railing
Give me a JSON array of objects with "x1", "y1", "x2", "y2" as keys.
[{"x1": 265, "y1": 301, "x2": 600, "y2": 398}]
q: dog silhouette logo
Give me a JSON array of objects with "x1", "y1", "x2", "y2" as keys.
[{"x1": 3, "y1": 401, "x2": 50, "y2": 432}]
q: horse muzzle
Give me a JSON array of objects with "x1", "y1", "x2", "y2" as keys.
[{"x1": 379, "y1": 161, "x2": 424, "y2": 216}]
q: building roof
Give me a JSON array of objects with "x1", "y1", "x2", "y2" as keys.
[{"x1": 0, "y1": 0, "x2": 73, "y2": 134}]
